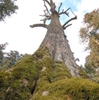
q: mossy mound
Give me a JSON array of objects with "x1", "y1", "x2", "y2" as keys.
[
  {"x1": 0, "y1": 47, "x2": 99, "y2": 100},
  {"x1": 0, "y1": 47, "x2": 71, "y2": 100},
  {"x1": 32, "y1": 78, "x2": 99, "y2": 100}
]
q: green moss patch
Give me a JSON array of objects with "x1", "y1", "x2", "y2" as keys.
[
  {"x1": 1, "y1": 47, "x2": 99, "y2": 100},
  {"x1": 33, "y1": 78, "x2": 99, "y2": 100}
]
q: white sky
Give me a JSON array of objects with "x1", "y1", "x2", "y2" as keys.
[{"x1": 0, "y1": 0, "x2": 99, "y2": 66}]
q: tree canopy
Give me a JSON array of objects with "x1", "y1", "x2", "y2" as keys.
[
  {"x1": 0, "y1": 0, "x2": 18, "y2": 21},
  {"x1": 79, "y1": 9, "x2": 99, "y2": 80},
  {"x1": 0, "y1": 43, "x2": 23, "y2": 70}
]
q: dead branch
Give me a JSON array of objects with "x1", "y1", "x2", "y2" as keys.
[
  {"x1": 30, "y1": 24, "x2": 48, "y2": 29},
  {"x1": 44, "y1": 0, "x2": 50, "y2": 15},
  {"x1": 43, "y1": 0, "x2": 51, "y2": 6},
  {"x1": 63, "y1": 24, "x2": 72, "y2": 29},
  {"x1": 40, "y1": 0, "x2": 52, "y2": 24},
  {"x1": 40, "y1": 16, "x2": 51, "y2": 24},
  {"x1": 59, "y1": 7, "x2": 70, "y2": 17},
  {"x1": 62, "y1": 16, "x2": 77, "y2": 28},
  {"x1": 50, "y1": 0, "x2": 53, "y2": 4},
  {"x1": 58, "y1": 3, "x2": 62, "y2": 13}
]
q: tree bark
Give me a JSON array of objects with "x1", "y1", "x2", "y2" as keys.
[{"x1": 40, "y1": 13, "x2": 79, "y2": 76}]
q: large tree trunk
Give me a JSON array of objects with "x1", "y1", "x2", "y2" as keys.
[{"x1": 40, "y1": 13, "x2": 79, "y2": 76}]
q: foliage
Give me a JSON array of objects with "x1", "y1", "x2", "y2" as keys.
[
  {"x1": 79, "y1": 9, "x2": 99, "y2": 80},
  {"x1": 0, "y1": 0, "x2": 18, "y2": 21},
  {"x1": 0, "y1": 43, "x2": 23, "y2": 70},
  {"x1": 0, "y1": 42, "x2": 8, "y2": 66}
]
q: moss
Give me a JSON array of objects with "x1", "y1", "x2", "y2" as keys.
[
  {"x1": 1, "y1": 47, "x2": 99, "y2": 100},
  {"x1": 79, "y1": 67, "x2": 90, "y2": 79},
  {"x1": 0, "y1": 55, "x2": 39, "y2": 100},
  {"x1": 0, "y1": 71, "x2": 5, "y2": 87},
  {"x1": 33, "y1": 78, "x2": 99, "y2": 100},
  {"x1": 0, "y1": 47, "x2": 51, "y2": 100},
  {"x1": 33, "y1": 47, "x2": 50, "y2": 60}
]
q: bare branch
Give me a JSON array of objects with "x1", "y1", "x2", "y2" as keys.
[
  {"x1": 40, "y1": 15, "x2": 51, "y2": 24},
  {"x1": 40, "y1": 0, "x2": 51, "y2": 24},
  {"x1": 50, "y1": 0, "x2": 53, "y2": 4},
  {"x1": 43, "y1": 0, "x2": 51, "y2": 6},
  {"x1": 59, "y1": 7, "x2": 70, "y2": 17},
  {"x1": 63, "y1": 24, "x2": 72, "y2": 30},
  {"x1": 40, "y1": 10, "x2": 50, "y2": 17},
  {"x1": 58, "y1": 3, "x2": 62, "y2": 13},
  {"x1": 62, "y1": 16, "x2": 77, "y2": 28},
  {"x1": 44, "y1": 0, "x2": 50, "y2": 15},
  {"x1": 30, "y1": 24, "x2": 48, "y2": 29}
]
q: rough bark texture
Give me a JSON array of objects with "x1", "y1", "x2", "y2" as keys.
[
  {"x1": 30, "y1": 0, "x2": 79, "y2": 76},
  {"x1": 40, "y1": 12, "x2": 79, "y2": 76}
]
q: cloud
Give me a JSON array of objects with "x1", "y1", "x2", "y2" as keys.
[{"x1": 66, "y1": 0, "x2": 99, "y2": 65}]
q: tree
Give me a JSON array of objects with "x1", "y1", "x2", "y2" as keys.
[
  {"x1": 0, "y1": 0, "x2": 18, "y2": 21},
  {"x1": 0, "y1": 42, "x2": 8, "y2": 66},
  {"x1": 4, "y1": 50, "x2": 23, "y2": 67},
  {"x1": 30, "y1": 0, "x2": 79, "y2": 76},
  {"x1": 0, "y1": 43, "x2": 23, "y2": 69},
  {"x1": 79, "y1": 9, "x2": 99, "y2": 79}
]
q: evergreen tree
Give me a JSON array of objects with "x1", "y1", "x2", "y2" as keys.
[
  {"x1": 0, "y1": 0, "x2": 18, "y2": 21},
  {"x1": 0, "y1": 43, "x2": 23, "y2": 69},
  {"x1": 79, "y1": 9, "x2": 99, "y2": 80},
  {"x1": 0, "y1": 42, "x2": 8, "y2": 66}
]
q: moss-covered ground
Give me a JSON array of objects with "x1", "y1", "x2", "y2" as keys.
[{"x1": 0, "y1": 47, "x2": 99, "y2": 100}]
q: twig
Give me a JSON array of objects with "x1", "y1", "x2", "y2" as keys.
[
  {"x1": 40, "y1": 16, "x2": 51, "y2": 24},
  {"x1": 63, "y1": 24, "x2": 72, "y2": 29},
  {"x1": 70, "y1": 8, "x2": 76, "y2": 16},
  {"x1": 63, "y1": 16, "x2": 77, "y2": 28},
  {"x1": 43, "y1": 0, "x2": 51, "y2": 6},
  {"x1": 44, "y1": 0, "x2": 50, "y2": 15},
  {"x1": 59, "y1": 7, "x2": 70, "y2": 17},
  {"x1": 58, "y1": 3, "x2": 62, "y2": 13}
]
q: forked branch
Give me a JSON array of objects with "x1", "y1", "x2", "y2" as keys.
[
  {"x1": 44, "y1": 0, "x2": 50, "y2": 15},
  {"x1": 40, "y1": 0, "x2": 52, "y2": 24},
  {"x1": 43, "y1": 0, "x2": 51, "y2": 6},
  {"x1": 62, "y1": 16, "x2": 77, "y2": 28},
  {"x1": 61, "y1": 8, "x2": 77, "y2": 29},
  {"x1": 59, "y1": 7, "x2": 70, "y2": 17},
  {"x1": 63, "y1": 24, "x2": 72, "y2": 30}
]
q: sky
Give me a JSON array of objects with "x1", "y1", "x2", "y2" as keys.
[{"x1": 0, "y1": 0, "x2": 99, "y2": 66}]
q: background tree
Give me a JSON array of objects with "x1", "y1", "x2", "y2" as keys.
[
  {"x1": 30, "y1": 0, "x2": 79, "y2": 76},
  {"x1": 79, "y1": 9, "x2": 99, "y2": 80},
  {"x1": 0, "y1": 43, "x2": 23, "y2": 69},
  {"x1": 0, "y1": 42, "x2": 8, "y2": 66},
  {"x1": 0, "y1": 0, "x2": 18, "y2": 21}
]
